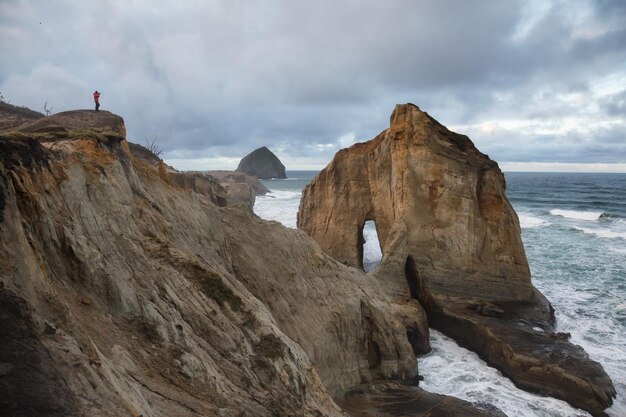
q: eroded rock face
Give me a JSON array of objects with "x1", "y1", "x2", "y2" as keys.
[
  {"x1": 0, "y1": 109, "x2": 444, "y2": 416},
  {"x1": 298, "y1": 104, "x2": 616, "y2": 415},
  {"x1": 299, "y1": 103, "x2": 531, "y2": 302},
  {"x1": 237, "y1": 146, "x2": 287, "y2": 179}
]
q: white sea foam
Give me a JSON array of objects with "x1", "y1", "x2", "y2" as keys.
[
  {"x1": 519, "y1": 212, "x2": 550, "y2": 228},
  {"x1": 419, "y1": 330, "x2": 589, "y2": 417},
  {"x1": 362, "y1": 221, "x2": 382, "y2": 271},
  {"x1": 574, "y1": 226, "x2": 626, "y2": 240},
  {"x1": 253, "y1": 190, "x2": 302, "y2": 228},
  {"x1": 550, "y1": 209, "x2": 603, "y2": 221},
  {"x1": 537, "y1": 284, "x2": 626, "y2": 417}
]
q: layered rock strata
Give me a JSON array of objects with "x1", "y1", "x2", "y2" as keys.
[
  {"x1": 0, "y1": 109, "x2": 496, "y2": 416},
  {"x1": 298, "y1": 103, "x2": 616, "y2": 416}
]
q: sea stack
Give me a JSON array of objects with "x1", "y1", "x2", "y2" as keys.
[
  {"x1": 298, "y1": 103, "x2": 616, "y2": 415},
  {"x1": 236, "y1": 146, "x2": 287, "y2": 179}
]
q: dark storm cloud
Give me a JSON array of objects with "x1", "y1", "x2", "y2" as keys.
[{"x1": 0, "y1": 0, "x2": 625, "y2": 170}]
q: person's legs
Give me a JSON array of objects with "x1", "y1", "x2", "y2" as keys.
[{"x1": 95, "y1": 102, "x2": 100, "y2": 111}]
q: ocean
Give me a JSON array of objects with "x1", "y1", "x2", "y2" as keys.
[{"x1": 254, "y1": 171, "x2": 626, "y2": 417}]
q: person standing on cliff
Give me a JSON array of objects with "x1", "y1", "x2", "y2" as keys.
[{"x1": 93, "y1": 90, "x2": 101, "y2": 111}]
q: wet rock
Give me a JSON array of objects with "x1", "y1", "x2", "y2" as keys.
[{"x1": 338, "y1": 381, "x2": 507, "y2": 417}]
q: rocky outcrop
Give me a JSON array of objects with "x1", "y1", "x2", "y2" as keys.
[
  {"x1": 0, "y1": 109, "x2": 498, "y2": 416},
  {"x1": 338, "y1": 381, "x2": 506, "y2": 417},
  {"x1": 18, "y1": 109, "x2": 126, "y2": 139},
  {"x1": 236, "y1": 146, "x2": 287, "y2": 179},
  {"x1": 207, "y1": 170, "x2": 269, "y2": 196},
  {"x1": 126, "y1": 144, "x2": 264, "y2": 209},
  {"x1": 206, "y1": 170, "x2": 269, "y2": 209},
  {"x1": 298, "y1": 103, "x2": 616, "y2": 415}
]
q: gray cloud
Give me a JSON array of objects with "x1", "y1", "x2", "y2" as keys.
[{"x1": 1, "y1": 0, "x2": 625, "y2": 170}]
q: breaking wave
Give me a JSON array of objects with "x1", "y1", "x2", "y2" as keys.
[
  {"x1": 550, "y1": 209, "x2": 603, "y2": 221},
  {"x1": 518, "y1": 213, "x2": 550, "y2": 228},
  {"x1": 574, "y1": 226, "x2": 626, "y2": 240}
]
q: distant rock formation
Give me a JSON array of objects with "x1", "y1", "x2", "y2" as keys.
[
  {"x1": 236, "y1": 146, "x2": 286, "y2": 179},
  {"x1": 298, "y1": 103, "x2": 616, "y2": 415}
]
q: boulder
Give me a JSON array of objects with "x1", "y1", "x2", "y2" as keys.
[{"x1": 236, "y1": 146, "x2": 287, "y2": 179}]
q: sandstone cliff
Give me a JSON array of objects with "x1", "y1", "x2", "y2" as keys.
[
  {"x1": 237, "y1": 146, "x2": 287, "y2": 179},
  {"x1": 298, "y1": 104, "x2": 616, "y2": 416},
  {"x1": 0, "y1": 109, "x2": 500, "y2": 416}
]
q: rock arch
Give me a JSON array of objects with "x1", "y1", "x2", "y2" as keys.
[
  {"x1": 298, "y1": 103, "x2": 532, "y2": 302},
  {"x1": 297, "y1": 104, "x2": 616, "y2": 415}
]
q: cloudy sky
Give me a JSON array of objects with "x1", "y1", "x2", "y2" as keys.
[{"x1": 1, "y1": 0, "x2": 625, "y2": 171}]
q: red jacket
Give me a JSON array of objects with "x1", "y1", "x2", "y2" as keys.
[{"x1": 93, "y1": 92, "x2": 100, "y2": 103}]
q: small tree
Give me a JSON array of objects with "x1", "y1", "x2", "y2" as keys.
[
  {"x1": 144, "y1": 136, "x2": 163, "y2": 157},
  {"x1": 0, "y1": 91, "x2": 4, "y2": 102},
  {"x1": 43, "y1": 101, "x2": 53, "y2": 116}
]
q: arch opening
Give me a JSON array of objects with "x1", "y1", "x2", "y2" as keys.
[{"x1": 360, "y1": 220, "x2": 383, "y2": 272}]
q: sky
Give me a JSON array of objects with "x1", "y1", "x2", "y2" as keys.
[{"x1": 1, "y1": 0, "x2": 625, "y2": 172}]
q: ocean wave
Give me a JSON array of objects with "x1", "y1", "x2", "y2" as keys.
[
  {"x1": 254, "y1": 191, "x2": 302, "y2": 228},
  {"x1": 518, "y1": 213, "x2": 550, "y2": 228},
  {"x1": 261, "y1": 190, "x2": 302, "y2": 200},
  {"x1": 419, "y1": 330, "x2": 586, "y2": 417},
  {"x1": 362, "y1": 225, "x2": 382, "y2": 270},
  {"x1": 550, "y1": 209, "x2": 603, "y2": 221},
  {"x1": 574, "y1": 226, "x2": 626, "y2": 240}
]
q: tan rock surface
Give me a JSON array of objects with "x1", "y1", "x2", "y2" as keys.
[
  {"x1": 298, "y1": 103, "x2": 531, "y2": 302},
  {"x1": 298, "y1": 103, "x2": 616, "y2": 415},
  {"x1": 0, "y1": 110, "x2": 468, "y2": 416}
]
